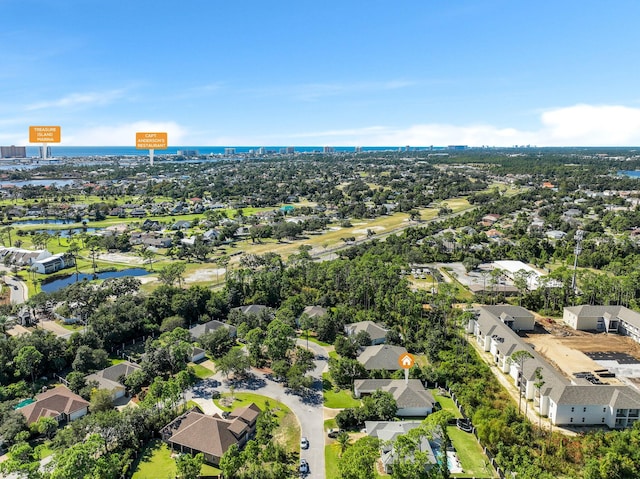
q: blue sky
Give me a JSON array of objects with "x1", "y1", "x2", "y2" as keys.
[{"x1": 2, "y1": 0, "x2": 640, "y2": 147}]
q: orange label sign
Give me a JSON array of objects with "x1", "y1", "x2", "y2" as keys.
[
  {"x1": 29, "y1": 126, "x2": 61, "y2": 143},
  {"x1": 398, "y1": 352, "x2": 415, "y2": 369},
  {"x1": 136, "y1": 132, "x2": 168, "y2": 150}
]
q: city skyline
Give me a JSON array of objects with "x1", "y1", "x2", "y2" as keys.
[{"x1": 2, "y1": 0, "x2": 640, "y2": 147}]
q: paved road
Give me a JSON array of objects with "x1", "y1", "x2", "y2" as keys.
[
  {"x1": 2, "y1": 272, "x2": 27, "y2": 304},
  {"x1": 186, "y1": 341, "x2": 328, "y2": 478}
]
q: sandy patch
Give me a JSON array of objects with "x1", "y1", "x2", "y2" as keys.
[
  {"x1": 522, "y1": 329, "x2": 640, "y2": 384},
  {"x1": 138, "y1": 276, "x2": 157, "y2": 284},
  {"x1": 97, "y1": 252, "x2": 143, "y2": 265},
  {"x1": 352, "y1": 226, "x2": 386, "y2": 235},
  {"x1": 184, "y1": 268, "x2": 225, "y2": 283}
]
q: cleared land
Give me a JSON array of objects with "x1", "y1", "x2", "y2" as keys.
[{"x1": 522, "y1": 320, "x2": 640, "y2": 382}]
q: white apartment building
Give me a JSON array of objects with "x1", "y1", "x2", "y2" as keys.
[{"x1": 470, "y1": 305, "x2": 640, "y2": 428}]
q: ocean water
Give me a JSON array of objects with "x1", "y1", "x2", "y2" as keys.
[{"x1": 23, "y1": 145, "x2": 421, "y2": 158}]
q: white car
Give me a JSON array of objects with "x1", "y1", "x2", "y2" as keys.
[
  {"x1": 300, "y1": 436, "x2": 309, "y2": 449},
  {"x1": 300, "y1": 458, "x2": 309, "y2": 474}
]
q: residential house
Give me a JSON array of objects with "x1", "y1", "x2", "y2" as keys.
[
  {"x1": 202, "y1": 229, "x2": 222, "y2": 242},
  {"x1": 143, "y1": 236, "x2": 172, "y2": 249},
  {"x1": 297, "y1": 305, "x2": 328, "y2": 327},
  {"x1": 190, "y1": 347, "x2": 206, "y2": 363},
  {"x1": 19, "y1": 385, "x2": 89, "y2": 424},
  {"x1": 161, "y1": 403, "x2": 261, "y2": 465},
  {"x1": 130, "y1": 208, "x2": 147, "y2": 218},
  {"x1": 354, "y1": 379, "x2": 435, "y2": 417},
  {"x1": 142, "y1": 219, "x2": 162, "y2": 231},
  {"x1": 365, "y1": 421, "x2": 438, "y2": 474},
  {"x1": 190, "y1": 320, "x2": 238, "y2": 341},
  {"x1": 357, "y1": 344, "x2": 408, "y2": 371},
  {"x1": 546, "y1": 230, "x2": 567, "y2": 240},
  {"x1": 232, "y1": 304, "x2": 270, "y2": 316},
  {"x1": 171, "y1": 220, "x2": 192, "y2": 230},
  {"x1": 85, "y1": 361, "x2": 141, "y2": 400},
  {"x1": 482, "y1": 214, "x2": 501, "y2": 224},
  {"x1": 345, "y1": 321, "x2": 389, "y2": 345}
]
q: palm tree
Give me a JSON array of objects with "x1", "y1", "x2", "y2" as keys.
[
  {"x1": 138, "y1": 247, "x2": 156, "y2": 271},
  {"x1": 2, "y1": 226, "x2": 13, "y2": 247},
  {"x1": 336, "y1": 432, "x2": 351, "y2": 457}
]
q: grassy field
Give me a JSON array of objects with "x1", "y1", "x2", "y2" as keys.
[
  {"x1": 130, "y1": 439, "x2": 221, "y2": 479},
  {"x1": 6, "y1": 188, "x2": 482, "y2": 298}
]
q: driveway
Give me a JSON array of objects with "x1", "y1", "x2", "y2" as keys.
[{"x1": 186, "y1": 344, "x2": 328, "y2": 479}]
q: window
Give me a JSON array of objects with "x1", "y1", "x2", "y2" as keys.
[
  {"x1": 571, "y1": 407, "x2": 575, "y2": 412},
  {"x1": 570, "y1": 418, "x2": 573, "y2": 423},
  {"x1": 603, "y1": 407, "x2": 606, "y2": 413},
  {"x1": 602, "y1": 418, "x2": 605, "y2": 423},
  {"x1": 583, "y1": 407, "x2": 587, "y2": 412},
  {"x1": 582, "y1": 418, "x2": 585, "y2": 423}
]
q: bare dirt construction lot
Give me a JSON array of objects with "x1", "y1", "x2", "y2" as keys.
[{"x1": 521, "y1": 317, "x2": 640, "y2": 383}]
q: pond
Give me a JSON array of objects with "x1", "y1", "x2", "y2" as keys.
[
  {"x1": 1, "y1": 179, "x2": 76, "y2": 187},
  {"x1": 33, "y1": 227, "x2": 101, "y2": 237},
  {"x1": 11, "y1": 218, "x2": 88, "y2": 226},
  {"x1": 41, "y1": 268, "x2": 150, "y2": 294}
]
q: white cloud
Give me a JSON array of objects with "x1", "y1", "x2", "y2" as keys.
[
  {"x1": 540, "y1": 104, "x2": 640, "y2": 145},
  {"x1": 9, "y1": 103, "x2": 640, "y2": 147},
  {"x1": 26, "y1": 89, "x2": 126, "y2": 111},
  {"x1": 63, "y1": 121, "x2": 188, "y2": 146},
  {"x1": 255, "y1": 104, "x2": 640, "y2": 147}
]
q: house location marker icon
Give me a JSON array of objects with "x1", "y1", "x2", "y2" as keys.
[{"x1": 398, "y1": 352, "x2": 415, "y2": 369}]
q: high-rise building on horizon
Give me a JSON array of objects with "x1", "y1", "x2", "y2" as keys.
[
  {"x1": 40, "y1": 146, "x2": 52, "y2": 159},
  {"x1": 1, "y1": 146, "x2": 26, "y2": 158}
]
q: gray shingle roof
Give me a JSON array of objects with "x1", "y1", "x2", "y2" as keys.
[
  {"x1": 346, "y1": 321, "x2": 389, "y2": 342},
  {"x1": 357, "y1": 345, "x2": 408, "y2": 370},
  {"x1": 355, "y1": 379, "x2": 435, "y2": 409}
]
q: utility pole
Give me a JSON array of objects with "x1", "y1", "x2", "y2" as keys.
[{"x1": 571, "y1": 230, "x2": 584, "y2": 294}]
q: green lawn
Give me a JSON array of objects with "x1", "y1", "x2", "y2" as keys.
[
  {"x1": 306, "y1": 336, "x2": 332, "y2": 348},
  {"x1": 448, "y1": 427, "x2": 494, "y2": 478},
  {"x1": 131, "y1": 439, "x2": 221, "y2": 479},
  {"x1": 324, "y1": 388, "x2": 361, "y2": 409},
  {"x1": 188, "y1": 362, "x2": 214, "y2": 379},
  {"x1": 325, "y1": 443, "x2": 342, "y2": 479},
  {"x1": 432, "y1": 390, "x2": 463, "y2": 418},
  {"x1": 322, "y1": 374, "x2": 361, "y2": 409},
  {"x1": 431, "y1": 390, "x2": 493, "y2": 478}
]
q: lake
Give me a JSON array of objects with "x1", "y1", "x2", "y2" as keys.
[{"x1": 41, "y1": 268, "x2": 150, "y2": 294}]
